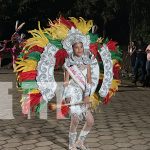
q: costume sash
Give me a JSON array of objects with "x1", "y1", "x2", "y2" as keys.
[{"x1": 64, "y1": 64, "x2": 86, "y2": 91}]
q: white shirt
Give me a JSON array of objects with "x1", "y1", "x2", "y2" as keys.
[{"x1": 146, "y1": 45, "x2": 150, "y2": 61}]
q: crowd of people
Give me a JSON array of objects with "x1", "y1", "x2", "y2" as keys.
[{"x1": 128, "y1": 38, "x2": 150, "y2": 87}]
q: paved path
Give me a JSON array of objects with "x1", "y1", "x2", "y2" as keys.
[{"x1": 0, "y1": 71, "x2": 150, "y2": 150}]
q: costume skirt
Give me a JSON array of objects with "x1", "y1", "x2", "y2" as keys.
[{"x1": 63, "y1": 79, "x2": 88, "y2": 120}]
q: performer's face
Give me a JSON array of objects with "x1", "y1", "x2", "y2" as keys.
[{"x1": 72, "y1": 42, "x2": 84, "y2": 57}]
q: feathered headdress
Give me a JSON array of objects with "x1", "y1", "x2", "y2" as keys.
[{"x1": 14, "y1": 17, "x2": 122, "y2": 115}]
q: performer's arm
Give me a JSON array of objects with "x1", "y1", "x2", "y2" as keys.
[
  {"x1": 87, "y1": 64, "x2": 92, "y2": 84},
  {"x1": 64, "y1": 69, "x2": 70, "y2": 87},
  {"x1": 83, "y1": 64, "x2": 92, "y2": 105},
  {"x1": 63, "y1": 69, "x2": 71, "y2": 103},
  {"x1": 84, "y1": 64, "x2": 92, "y2": 99}
]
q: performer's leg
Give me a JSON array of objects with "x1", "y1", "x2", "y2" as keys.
[
  {"x1": 69, "y1": 114, "x2": 79, "y2": 149},
  {"x1": 76, "y1": 110, "x2": 94, "y2": 149}
]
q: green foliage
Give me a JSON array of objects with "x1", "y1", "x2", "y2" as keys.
[
  {"x1": 127, "y1": 0, "x2": 150, "y2": 42},
  {"x1": 134, "y1": 20, "x2": 150, "y2": 43}
]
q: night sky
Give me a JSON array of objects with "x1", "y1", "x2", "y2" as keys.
[{"x1": 0, "y1": 0, "x2": 149, "y2": 45}]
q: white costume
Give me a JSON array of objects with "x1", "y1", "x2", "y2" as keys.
[
  {"x1": 15, "y1": 17, "x2": 117, "y2": 150},
  {"x1": 63, "y1": 52, "x2": 92, "y2": 120}
]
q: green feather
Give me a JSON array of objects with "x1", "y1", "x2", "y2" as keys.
[
  {"x1": 44, "y1": 33, "x2": 63, "y2": 49},
  {"x1": 104, "y1": 38, "x2": 109, "y2": 44},
  {"x1": 27, "y1": 52, "x2": 41, "y2": 61},
  {"x1": 21, "y1": 80, "x2": 38, "y2": 89},
  {"x1": 22, "y1": 88, "x2": 36, "y2": 94},
  {"x1": 88, "y1": 32, "x2": 99, "y2": 43},
  {"x1": 18, "y1": 52, "x2": 24, "y2": 58},
  {"x1": 35, "y1": 101, "x2": 47, "y2": 114}
]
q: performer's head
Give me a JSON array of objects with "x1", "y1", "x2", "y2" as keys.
[{"x1": 72, "y1": 42, "x2": 84, "y2": 57}]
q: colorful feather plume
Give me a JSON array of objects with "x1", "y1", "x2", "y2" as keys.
[
  {"x1": 69, "y1": 17, "x2": 93, "y2": 35},
  {"x1": 14, "y1": 16, "x2": 122, "y2": 115}
]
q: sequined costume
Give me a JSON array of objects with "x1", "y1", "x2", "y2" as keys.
[
  {"x1": 14, "y1": 16, "x2": 122, "y2": 150},
  {"x1": 63, "y1": 52, "x2": 92, "y2": 120}
]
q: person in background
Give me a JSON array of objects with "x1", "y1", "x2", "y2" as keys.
[
  {"x1": 133, "y1": 38, "x2": 147, "y2": 85},
  {"x1": 143, "y1": 44, "x2": 150, "y2": 87},
  {"x1": 0, "y1": 40, "x2": 8, "y2": 68},
  {"x1": 128, "y1": 41, "x2": 136, "y2": 75}
]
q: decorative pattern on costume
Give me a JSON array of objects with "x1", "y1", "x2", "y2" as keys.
[
  {"x1": 99, "y1": 44, "x2": 113, "y2": 97},
  {"x1": 90, "y1": 57, "x2": 99, "y2": 95},
  {"x1": 62, "y1": 27, "x2": 90, "y2": 54},
  {"x1": 36, "y1": 43, "x2": 58, "y2": 102},
  {"x1": 69, "y1": 83, "x2": 88, "y2": 120}
]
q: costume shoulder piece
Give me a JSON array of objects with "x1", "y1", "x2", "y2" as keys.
[{"x1": 14, "y1": 17, "x2": 122, "y2": 115}]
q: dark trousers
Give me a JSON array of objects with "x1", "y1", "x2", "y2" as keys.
[
  {"x1": 144, "y1": 61, "x2": 150, "y2": 86},
  {"x1": 130, "y1": 54, "x2": 136, "y2": 73},
  {"x1": 134, "y1": 57, "x2": 146, "y2": 81},
  {"x1": 146, "y1": 61, "x2": 150, "y2": 76}
]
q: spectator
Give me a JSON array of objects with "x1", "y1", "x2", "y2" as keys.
[
  {"x1": 128, "y1": 41, "x2": 136, "y2": 74},
  {"x1": 0, "y1": 40, "x2": 8, "y2": 68},
  {"x1": 143, "y1": 44, "x2": 150, "y2": 87},
  {"x1": 133, "y1": 38, "x2": 147, "y2": 84}
]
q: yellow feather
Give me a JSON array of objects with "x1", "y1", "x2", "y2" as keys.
[
  {"x1": 20, "y1": 98, "x2": 24, "y2": 103},
  {"x1": 112, "y1": 59, "x2": 119, "y2": 65},
  {"x1": 90, "y1": 93, "x2": 101, "y2": 110},
  {"x1": 24, "y1": 22, "x2": 49, "y2": 49},
  {"x1": 69, "y1": 17, "x2": 78, "y2": 24},
  {"x1": 110, "y1": 79, "x2": 121, "y2": 91},
  {"x1": 47, "y1": 21, "x2": 69, "y2": 39},
  {"x1": 69, "y1": 17, "x2": 93, "y2": 34},
  {"x1": 29, "y1": 89, "x2": 40, "y2": 94},
  {"x1": 15, "y1": 59, "x2": 37, "y2": 72}
]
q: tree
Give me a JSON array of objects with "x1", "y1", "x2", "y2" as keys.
[
  {"x1": 1, "y1": 0, "x2": 150, "y2": 43},
  {"x1": 100, "y1": 0, "x2": 120, "y2": 38},
  {"x1": 127, "y1": 0, "x2": 150, "y2": 43}
]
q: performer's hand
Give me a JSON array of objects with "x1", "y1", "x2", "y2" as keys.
[{"x1": 63, "y1": 81, "x2": 69, "y2": 87}]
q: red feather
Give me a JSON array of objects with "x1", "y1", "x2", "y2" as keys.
[
  {"x1": 90, "y1": 43, "x2": 98, "y2": 57},
  {"x1": 18, "y1": 70, "x2": 37, "y2": 82},
  {"x1": 23, "y1": 45, "x2": 44, "y2": 59},
  {"x1": 103, "y1": 93, "x2": 110, "y2": 104},
  {"x1": 107, "y1": 40, "x2": 118, "y2": 51},
  {"x1": 90, "y1": 43, "x2": 102, "y2": 61},
  {"x1": 59, "y1": 17, "x2": 76, "y2": 29},
  {"x1": 22, "y1": 93, "x2": 42, "y2": 114},
  {"x1": 29, "y1": 45, "x2": 44, "y2": 53},
  {"x1": 113, "y1": 63, "x2": 120, "y2": 79},
  {"x1": 55, "y1": 49, "x2": 68, "y2": 69}
]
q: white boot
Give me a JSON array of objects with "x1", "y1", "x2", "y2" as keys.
[
  {"x1": 69, "y1": 132, "x2": 78, "y2": 150},
  {"x1": 76, "y1": 130, "x2": 90, "y2": 150}
]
